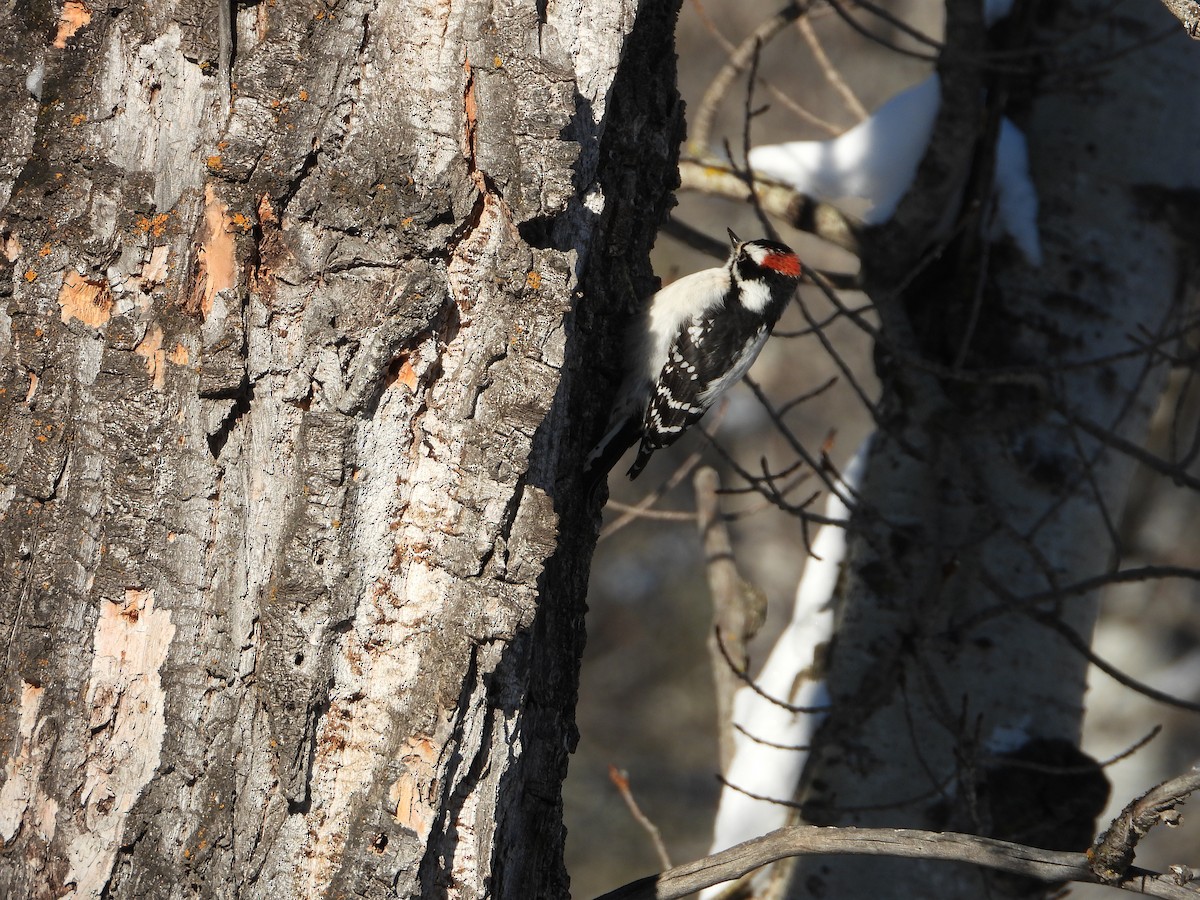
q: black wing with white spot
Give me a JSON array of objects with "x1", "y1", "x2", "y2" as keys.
[{"x1": 627, "y1": 303, "x2": 769, "y2": 478}]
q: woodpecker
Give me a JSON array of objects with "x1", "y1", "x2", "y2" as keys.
[{"x1": 585, "y1": 230, "x2": 803, "y2": 496}]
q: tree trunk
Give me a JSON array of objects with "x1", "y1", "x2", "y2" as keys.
[
  {"x1": 0, "y1": 1, "x2": 683, "y2": 898},
  {"x1": 781, "y1": 1, "x2": 1200, "y2": 897}
]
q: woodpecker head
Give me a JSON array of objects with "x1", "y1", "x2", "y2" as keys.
[{"x1": 726, "y1": 230, "x2": 803, "y2": 312}]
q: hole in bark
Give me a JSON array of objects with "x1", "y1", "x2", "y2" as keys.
[
  {"x1": 372, "y1": 833, "x2": 388, "y2": 853},
  {"x1": 518, "y1": 215, "x2": 567, "y2": 251},
  {"x1": 207, "y1": 379, "x2": 253, "y2": 458},
  {"x1": 293, "y1": 652, "x2": 304, "y2": 666}
]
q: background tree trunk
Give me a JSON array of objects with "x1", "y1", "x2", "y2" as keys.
[
  {"x1": 0, "y1": 1, "x2": 682, "y2": 897},
  {"x1": 782, "y1": 1, "x2": 1200, "y2": 897}
]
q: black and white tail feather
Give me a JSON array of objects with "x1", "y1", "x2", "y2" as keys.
[{"x1": 585, "y1": 230, "x2": 803, "y2": 499}]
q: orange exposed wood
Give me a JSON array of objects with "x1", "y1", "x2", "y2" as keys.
[
  {"x1": 53, "y1": 1, "x2": 92, "y2": 48},
  {"x1": 134, "y1": 324, "x2": 165, "y2": 389},
  {"x1": 58, "y1": 271, "x2": 112, "y2": 327},
  {"x1": 389, "y1": 736, "x2": 438, "y2": 841},
  {"x1": 190, "y1": 185, "x2": 237, "y2": 319},
  {"x1": 396, "y1": 359, "x2": 418, "y2": 390}
]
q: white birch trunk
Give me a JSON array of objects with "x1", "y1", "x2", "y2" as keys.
[{"x1": 778, "y1": 1, "x2": 1200, "y2": 897}]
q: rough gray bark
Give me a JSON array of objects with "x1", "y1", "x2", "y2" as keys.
[
  {"x1": 0, "y1": 1, "x2": 683, "y2": 898},
  {"x1": 775, "y1": 1, "x2": 1200, "y2": 898}
]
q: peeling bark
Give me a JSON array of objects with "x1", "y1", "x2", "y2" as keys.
[{"x1": 0, "y1": 1, "x2": 684, "y2": 898}]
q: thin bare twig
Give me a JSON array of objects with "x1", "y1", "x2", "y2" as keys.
[
  {"x1": 1055, "y1": 402, "x2": 1200, "y2": 493},
  {"x1": 608, "y1": 766, "x2": 673, "y2": 871},
  {"x1": 823, "y1": 0, "x2": 939, "y2": 62},
  {"x1": 788, "y1": 294, "x2": 889, "y2": 431},
  {"x1": 599, "y1": 450, "x2": 705, "y2": 542},
  {"x1": 688, "y1": 0, "x2": 843, "y2": 136},
  {"x1": 776, "y1": 377, "x2": 839, "y2": 414},
  {"x1": 730, "y1": 40, "x2": 778, "y2": 243},
  {"x1": 602, "y1": 501, "x2": 698, "y2": 523},
  {"x1": 742, "y1": 374, "x2": 884, "y2": 505},
  {"x1": 699, "y1": 432, "x2": 840, "y2": 530},
  {"x1": 690, "y1": 1, "x2": 833, "y2": 155},
  {"x1": 725, "y1": 766, "x2": 958, "y2": 819},
  {"x1": 776, "y1": 304, "x2": 875, "y2": 338},
  {"x1": 983, "y1": 726, "x2": 1162, "y2": 776},
  {"x1": 1028, "y1": 609, "x2": 1200, "y2": 714},
  {"x1": 804, "y1": 264, "x2": 1200, "y2": 386},
  {"x1": 733, "y1": 720, "x2": 811, "y2": 752},
  {"x1": 957, "y1": 565, "x2": 1200, "y2": 634},
  {"x1": 797, "y1": 15, "x2": 867, "y2": 120},
  {"x1": 713, "y1": 626, "x2": 830, "y2": 715},
  {"x1": 1062, "y1": 399, "x2": 1127, "y2": 553},
  {"x1": 715, "y1": 774, "x2": 804, "y2": 811},
  {"x1": 841, "y1": 0, "x2": 942, "y2": 49}
]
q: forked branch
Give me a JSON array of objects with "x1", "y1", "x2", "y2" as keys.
[{"x1": 1091, "y1": 766, "x2": 1200, "y2": 884}]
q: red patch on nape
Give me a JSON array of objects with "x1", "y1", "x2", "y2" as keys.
[{"x1": 763, "y1": 252, "x2": 802, "y2": 277}]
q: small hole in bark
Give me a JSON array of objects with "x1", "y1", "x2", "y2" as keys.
[
  {"x1": 518, "y1": 215, "x2": 568, "y2": 251},
  {"x1": 372, "y1": 833, "x2": 389, "y2": 852},
  {"x1": 294, "y1": 652, "x2": 304, "y2": 666}
]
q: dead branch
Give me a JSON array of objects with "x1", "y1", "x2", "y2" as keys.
[
  {"x1": 696, "y1": 467, "x2": 765, "y2": 771},
  {"x1": 797, "y1": 15, "x2": 867, "y2": 120},
  {"x1": 593, "y1": 823, "x2": 1200, "y2": 900},
  {"x1": 1091, "y1": 765, "x2": 1200, "y2": 884},
  {"x1": 689, "y1": 2, "x2": 823, "y2": 155},
  {"x1": 676, "y1": 160, "x2": 863, "y2": 255},
  {"x1": 688, "y1": 0, "x2": 843, "y2": 136}
]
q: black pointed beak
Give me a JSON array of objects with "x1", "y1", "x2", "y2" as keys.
[{"x1": 726, "y1": 228, "x2": 740, "y2": 246}]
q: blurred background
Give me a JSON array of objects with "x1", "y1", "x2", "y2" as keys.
[{"x1": 562, "y1": 1, "x2": 1200, "y2": 897}]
